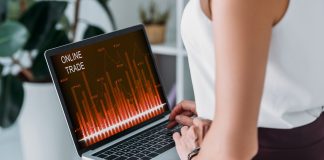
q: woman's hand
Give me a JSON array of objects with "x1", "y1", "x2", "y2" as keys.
[
  {"x1": 167, "y1": 100, "x2": 197, "y2": 128},
  {"x1": 173, "y1": 118, "x2": 212, "y2": 160},
  {"x1": 192, "y1": 118, "x2": 212, "y2": 144}
]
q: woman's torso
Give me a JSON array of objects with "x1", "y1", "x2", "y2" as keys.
[{"x1": 181, "y1": 0, "x2": 324, "y2": 128}]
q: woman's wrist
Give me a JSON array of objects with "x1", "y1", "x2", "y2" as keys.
[{"x1": 197, "y1": 121, "x2": 258, "y2": 160}]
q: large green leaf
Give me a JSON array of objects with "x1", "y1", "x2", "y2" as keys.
[
  {"x1": 31, "y1": 29, "x2": 70, "y2": 81},
  {"x1": 19, "y1": 1, "x2": 67, "y2": 50},
  {"x1": 0, "y1": 21, "x2": 29, "y2": 57},
  {"x1": 83, "y1": 25, "x2": 105, "y2": 39},
  {"x1": 95, "y1": 0, "x2": 117, "y2": 30},
  {"x1": 0, "y1": 75, "x2": 24, "y2": 128}
]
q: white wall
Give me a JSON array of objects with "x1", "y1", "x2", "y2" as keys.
[{"x1": 65, "y1": 0, "x2": 177, "y2": 42}]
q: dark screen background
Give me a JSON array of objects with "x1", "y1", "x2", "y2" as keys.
[{"x1": 50, "y1": 30, "x2": 167, "y2": 149}]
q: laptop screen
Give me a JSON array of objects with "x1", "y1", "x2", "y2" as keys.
[{"x1": 48, "y1": 26, "x2": 168, "y2": 150}]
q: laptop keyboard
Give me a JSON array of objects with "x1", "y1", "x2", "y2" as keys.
[{"x1": 92, "y1": 121, "x2": 182, "y2": 160}]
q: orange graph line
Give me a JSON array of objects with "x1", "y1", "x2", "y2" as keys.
[{"x1": 70, "y1": 48, "x2": 165, "y2": 147}]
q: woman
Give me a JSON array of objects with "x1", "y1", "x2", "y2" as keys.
[{"x1": 167, "y1": 0, "x2": 324, "y2": 159}]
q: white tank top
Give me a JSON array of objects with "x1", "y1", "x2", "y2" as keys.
[{"x1": 181, "y1": 0, "x2": 324, "y2": 129}]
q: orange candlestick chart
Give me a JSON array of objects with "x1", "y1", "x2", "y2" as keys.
[{"x1": 61, "y1": 46, "x2": 166, "y2": 147}]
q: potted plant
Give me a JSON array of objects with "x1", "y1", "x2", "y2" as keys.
[
  {"x1": 139, "y1": 0, "x2": 170, "y2": 44},
  {"x1": 0, "y1": 0, "x2": 116, "y2": 159}
]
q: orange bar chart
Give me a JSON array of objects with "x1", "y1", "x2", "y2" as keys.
[
  {"x1": 51, "y1": 30, "x2": 168, "y2": 148},
  {"x1": 68, "y1": 49, "x2": 165, "y2": 147}
]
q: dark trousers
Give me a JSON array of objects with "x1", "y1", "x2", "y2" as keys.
[{"x1": 253, "y1": 113, "x2": 324, "y2": 160}]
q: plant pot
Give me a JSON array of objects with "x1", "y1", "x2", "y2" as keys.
[
  {"x1": 18, "y1": 82, "x2": 79, "y2": 160},
  {"x1": 145, "y1": 24, "x2": 166, "y2": 44}
]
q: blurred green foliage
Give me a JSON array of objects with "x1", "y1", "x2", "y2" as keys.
[{"x1": 0, "y1": 0, "x2": 114, "y2": 128}]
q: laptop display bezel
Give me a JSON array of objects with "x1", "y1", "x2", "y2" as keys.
[{"x1": 44, "y1": 24, "x2": 171, "y2": 156}]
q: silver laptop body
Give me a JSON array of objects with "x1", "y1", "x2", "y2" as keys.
[{"x1": 44, "y1": 25, "x2": 180, "y2": 160}]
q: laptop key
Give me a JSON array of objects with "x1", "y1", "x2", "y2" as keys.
[
  {"x1": 124, "y1": 153, "x2": 134, "y2": 157},
  {"x1": 146, "y1": 147, "x2": 157, "y2": 152},
  {"x1": 150, "y1": 134, "x2": 159, "y2": 139},
  {"x1": 134, "y1": 153, "x2": 146, "y2": 158},
  {"x1": 104, "y1": 154, "x2": 118, "y2": 160},
  {"x1": 114, "y1": 156, "x2": 127, "y2": 160},
  {"x1": 137, "y1": 134, "x2": 145, "y2": 138},
  {"x1": 140, "y1": 150, "x2": 151, "y2": 155},
  {"x1": 110, "y1": 147, "x2": 119, "y2": 152},
  {"x1": 133, "y1": 143, "x2": 141, "y2": 146},
  {"x1": 130, "y1": 150, "x2": 139, "y2": 154},
  {"x1": 159, "y1": 141, "x2": 168, "y2": 145},
  {"x1": 92, "y1": 152, "x2": 102, "y2": 157},
  {"x1": 138, "y1": 140, "x2": 148, "y2": 144},
  {"x1": 97, "y1": 154, "x2": 106, "y2": 158},
  {"x1": 137, "y1": 146, "x2": 145, "y2": 150},
  {"x1": 127, "y1": 145, "x2": 137, "y2": 150},
  {"x1": 128, "y1": 139, "x2": 136, "y2": 143},
  {"x1": 147, "y1": 152, "x2": 159, "y2": 158},
  {"x1": 142, "y1": 133, "x2": 150, "y2": 137},
  {"x1": 121, "y1": 148, "x2": 131, "y2": 152},
  {"x1": 132, "y1": 137, "x2": 142, "y2": 141},
  {"x1": 155, "y1": 143, "x2": 175, "y2": 154},
  {"x1": 93, "y1": 150, "x2": 106, "y2": 156},
  {"x1": 166, "y1": 132, "x2": 173, "y2": 136},
  {"x1": 103, "y1": 151, "x2": 114, "y2": 155},
  {"x1": 141, "y1": 143, "x2": 152, "y2": 148},
  {"x1": 127, "y1": 157, "x2": 139, "y2": 160},
  {"x1": 147, "y1": 141, "x2": 156, "y2": 145},
  {"x1": 116, "y1": 145, "x2": 127, "y2": 149},
  {"x1": 115, "y1": 152, "x2": 124, "y2": 156},
  {"x1": 160, "y1": 135, "x2": 169, "y2": 139},
  {"x1": 156, "y1": 137, "x2": 164, "y2": 141},
  {"x1": 140, "y1": 157, "x2": 151, "y2": 160},
  {"x1": 154, "y1": 144, "x2": 162, "y2": 149}
]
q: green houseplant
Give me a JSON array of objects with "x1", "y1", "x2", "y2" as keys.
[
  {"x1": 139, "y1": 0, "x2": 170, "y2": 44},
  {"x1": 1, "y1": 0, "x2": 117, "y2": 159},
  {"x1": 0, "y1": 0, "x2": 116, "y2": 128}
]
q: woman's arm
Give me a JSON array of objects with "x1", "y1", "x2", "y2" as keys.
[{"x1": 197, "y1": 0, "x2": 287, "y2": 159}]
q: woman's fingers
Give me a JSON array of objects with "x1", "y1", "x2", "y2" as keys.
[
  {"x1": 168, "y1": 100, "x2": 196, "y2": 129},
  {"x1": 169, "y1": 100, "x2": 197, "y2": 122},
  {"x1": 180, "y1": 125, "x2": 189, "y2": 134},
  {"x1": 193, "y1": 118, "x2": 212, "y2": 133},
  {"x1": 173, "y1": 132, "x2": 181, "y2": 145},
  {"x1": 166, "y1": 121, "x2": 178, "y2": 129},
  {"x1": 172, "y1": 119, "x2": 211, "y2": 160},
  {"x1": 176, "y1": 115, "x2": 194, "y2": 126},
  {"x1": 173, "y1": 126, "x2": 199, "y2": 160},
  {"x1": 173, "y1": 131, "x2": 186, "y2": 160},
  {"x1": 193, "y1": 118, "x2": 212, "y2": 144},
  {"x1": 187, "y1": 126, "x2": 198, "y2": 141},
  {"x1": 167, "y1": 111, "x2": 193, "y2": 128}
]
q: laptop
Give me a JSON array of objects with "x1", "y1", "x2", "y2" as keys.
[{"x1": 44, "y1": 25, "x2": 181, "y2": 160}]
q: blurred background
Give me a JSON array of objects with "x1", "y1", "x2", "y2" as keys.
[{"x1": 0, "y1": 0, "x2": 193, "y2": 159}]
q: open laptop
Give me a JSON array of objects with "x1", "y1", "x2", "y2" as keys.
[{"x1": 44, "y1": 25, "x2": 181, "y2": 160}]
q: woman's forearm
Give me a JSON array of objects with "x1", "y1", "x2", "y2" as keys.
[{"x1": 196, "y1": 0, "x2": 281, "y2": 159}]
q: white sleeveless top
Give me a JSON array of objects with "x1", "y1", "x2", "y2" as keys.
[{"x1": 181, "y1": 0, "x2": 324, "y2": 129}]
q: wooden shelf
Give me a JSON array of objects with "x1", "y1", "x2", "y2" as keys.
[
  {"x1": 151, "y1": 41, "x2": 177, "y2": 56},
  {"x1": 151, "y1": 40, "x2": 186, "y2": 56}
]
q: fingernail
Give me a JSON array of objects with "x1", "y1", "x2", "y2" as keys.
[{"x1": 175, "y1": 115, "x2": 180, "y2": 120}]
